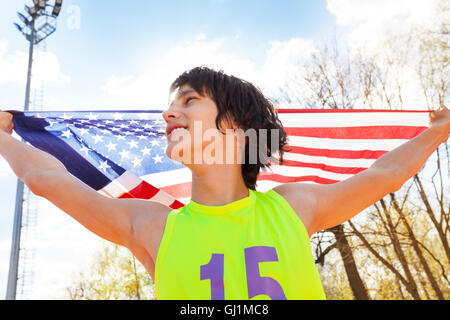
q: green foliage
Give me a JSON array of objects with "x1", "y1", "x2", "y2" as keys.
[{"x1": 66, "y1": 242, "x2": 155, "y2": 300}]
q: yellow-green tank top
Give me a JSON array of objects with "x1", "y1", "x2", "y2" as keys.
[{"x1": 155, "y1": 188, "x2": 326, "y2": 300}]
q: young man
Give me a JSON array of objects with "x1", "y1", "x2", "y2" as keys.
[{"x1": 0, "y1": 66, "x2": 449, "y2": 299}]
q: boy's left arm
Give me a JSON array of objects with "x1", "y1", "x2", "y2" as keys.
[{"x1": 370, "y1": 106, "x2": 449, "y2": 187}]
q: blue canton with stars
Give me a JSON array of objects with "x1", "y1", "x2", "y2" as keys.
[{"x1": 10, "y1": 110, "x2": 184, "y2": 191}]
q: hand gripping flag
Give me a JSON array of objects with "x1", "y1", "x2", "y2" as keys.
[{"x1": 9, "y1": 109, "x2": 432, "y2": 208}]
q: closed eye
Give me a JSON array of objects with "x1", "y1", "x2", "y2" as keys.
[{"x1": 186, "y1": 97, "x2": 197, "y2": 104}]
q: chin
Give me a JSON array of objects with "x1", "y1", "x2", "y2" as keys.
[{"x1": 165, "y1": 141, "x2": 194, "y2": 165}]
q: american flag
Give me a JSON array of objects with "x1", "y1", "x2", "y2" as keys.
[{"x1": 9, "y1": 109, "x2": 431, "y2": 207}]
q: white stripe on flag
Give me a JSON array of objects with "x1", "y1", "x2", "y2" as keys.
[
  {"x1": 101, "y1": 171, "x2": 141, "y2": 197},
  {"x1": 151, "y1": 189, "x2": 179, "y2": 207},
  {"x1": 282, "y1": 152, "x2": 377, "y2": 168},
  {"x1": 287, "y1": 136, "x2": 408, "y2": 150},
  {"x1": 278, "y1": 111, "x2": 430, "y2": 128},
  {"x1": 142, "y1": 168, "x2": 191, "y2": 188},
  {"x1": 265, "y1": 164, "x2": 353, "y2": 181}
]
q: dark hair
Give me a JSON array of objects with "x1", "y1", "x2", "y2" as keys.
[{"x1": 169, "y1": 66, "x2": 289, "y2": 190}]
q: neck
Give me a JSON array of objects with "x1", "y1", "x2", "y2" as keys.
[{"x1": 190, "y1": 164, "x2": 249, "y2": 206}]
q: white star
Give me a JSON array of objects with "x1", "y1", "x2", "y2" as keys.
[
  {"x1": 87, "y1": 112, "x2": 98, "y2": 121},
  {"x1": 113, "y1": 113, "x2": 123, "y2": 121},
  {"x1": 80, "y1": 145, "x2": 90, "y2": 156},
  {"x1": 61, "y1": 129, "x2": 72, "y2": 139},
  {"x1": 128, "y1": 140, "x2": 139, "y2": 149},
  {"x1": 151, "y1": 140, "x2": 160, "y2": 147},
  {"x1": 143, "y1": 123, "x2": 152, "y2": 130},
  {"x1": 79, "y1": 128, "x2": 90, "y2": 136},
  {"x1": 92, "y1": 134, "x2": 104, "y2": 144},
  {"x1": 106, "y1": 141, "x2": 117, "y2": 152},
  {"x1": 132, "y1": 157, "x2": 143, "y2": 168},
  {"x1": 129, "y1": 120, "x2": 139, "y2": 126},
  {"x1": 120, "y1": 149, "x2": 130, "y2": 159},
  {"x1": 137, "y1": 135, "x2": 147, "y2": 140},
  {"x1": 141, "y1": 146, "x2": 151, "y2": 156},
  {"x1": 153, "y1": 154, "x2": 163, "y2": 164},
  {"x1": 101, "y1": 129, "x2": 110, "y2": 135},
  {"x1": 48, "y1": 120, "x2": 57, "y2": 127},
  {"x1": 61, "y1": 113, "x2": 72, "y2": 120},
  {"x1": 116, "y1": 135, "x2": 126, "y2": 141},
  {"x1": 105, "y1": 120, "x2": 114, "y2": 125},
  {"x1": 98, "y1": 160, "x2": 111, "y2": 173}
]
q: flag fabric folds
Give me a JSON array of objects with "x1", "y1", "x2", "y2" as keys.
[{"x1": 9, "y1": 109, "x2": 431, "y2": 208}]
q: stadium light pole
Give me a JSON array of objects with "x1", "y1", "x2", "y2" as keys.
[{"x1": 6, "y1": 0, "x2": 63, "y2": 300}]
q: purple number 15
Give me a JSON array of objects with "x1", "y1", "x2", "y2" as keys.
[{"x1": 200, "y1": 246, "x2": 287, "y2": 300}]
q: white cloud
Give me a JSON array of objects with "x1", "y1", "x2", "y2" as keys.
[
  {"x1": 102, "y1": 34, "x2": 259, "y2": 109},
  {"x1": 102, "y1": 34, "x2": 317, "y2": 108},
  {"x1": 327, "y1": 0, "x2": 441, "y2": 50},
  {"x1": 327, "y1": 0, "x2": 438, "y2": 27},
  {"x1": 324, "y1": 0, "x2": 448, "y2": 110},
  {"x1": 0, "y1": 41, "x2": 70, "y2": 87},
  {"x1": 260, "y1": 38, "x2": 317, "y2": 104}
]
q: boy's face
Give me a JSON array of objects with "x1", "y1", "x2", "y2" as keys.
[{"x1": 163, "y1": 84, "x2": 241, "y2": 165}]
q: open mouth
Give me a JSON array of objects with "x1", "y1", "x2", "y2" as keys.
[{"x1": 167, "y1": 126, "x2": 189, "y2": 138}]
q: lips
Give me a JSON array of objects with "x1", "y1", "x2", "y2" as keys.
[{"x1": 166, "y1": 123, "x2": 188, "y2": 137}]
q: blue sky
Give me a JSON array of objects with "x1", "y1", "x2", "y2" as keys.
[
  {"x1": 0, "y1": 0, "x2": 443, "y2": 299},
  {"x1": 1, "y1": 0, "x2": 336, "y2": 109}
]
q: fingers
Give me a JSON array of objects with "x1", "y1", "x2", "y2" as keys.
[
  {"x1": 0, "y1": 110, "x2": 14, "y2": 134},
  {"x1": 7, "y1": 120, "x2": 14, "y2": 134},
  {"x1": 430, "y1": 105, "x2": 448, "y2": 117}
]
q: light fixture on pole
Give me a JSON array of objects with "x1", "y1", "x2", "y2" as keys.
[
  {"x1": 52, "y1": 0, "x2": 62, "y2": 16},
  {"x1": 7, "y1": 0, "x2": 64, "y2": 301},
  {"x1": 14, "y1": 0, "x2": 62, "y2": 45}
]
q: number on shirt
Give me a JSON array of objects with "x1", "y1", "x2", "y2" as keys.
[
  {"x1": 200, "y1": 253, "x2": 225, "y2": 300},
  {"x1": 200, "y1": 246, "x2": 287, "y2": 300}
]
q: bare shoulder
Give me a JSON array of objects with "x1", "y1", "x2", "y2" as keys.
[
  {"x1": 272, "y1": 183, "x2": 322, "y2": 237},
  {"x1": 272, "y1": 167, "x2": 398, "y2": 237},
  {"x1": 129, "y1": 200, "x2": 173, "y2": 261}
]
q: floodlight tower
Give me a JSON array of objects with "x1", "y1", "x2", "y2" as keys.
[{"x1": 6, "y1": 0, "x2": 63, "y2": 300}]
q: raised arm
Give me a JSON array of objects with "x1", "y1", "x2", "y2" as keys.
[
  {"x1": 274, "y1": 106, "x2": 450, "y2": 236},
  {"x1": 0, "y1": 111, "x2": 170, "y2": 250}
]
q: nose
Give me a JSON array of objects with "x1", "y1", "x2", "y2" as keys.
[{"x1": 162, "y1": 107, "x2": 181, "y2": 123}]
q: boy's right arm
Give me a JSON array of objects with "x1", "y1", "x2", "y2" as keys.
[{"x1": 0, "y1": 111, "x2": 171, "y2": 249}]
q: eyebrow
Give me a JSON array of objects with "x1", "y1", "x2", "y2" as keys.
[{"x1": 169, "y1": 88, "x2": 199, "y2": 107}]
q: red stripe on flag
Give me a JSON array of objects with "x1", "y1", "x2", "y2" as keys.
[
  {"x1": 169, "y1": 200, "x2": 185, "y2": 209},
  {"x1": 160, "y1": 182, "x2": 192, "y2": 199},
  {"x1": 284, "y1": 126, "x2": 428, "y2": 139},
  {"x1": 277, "y1": 158, "x2": 368, "y2": 175},
  {"x1": 118, "y1": 180, "x2": 159, "y2": 199},
  {"x1": 285, "y1": 145, "x2": 388, "y2": 159},
  {"x1": 257, "y1": 172, "x2": 339, "y2": 184}
]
